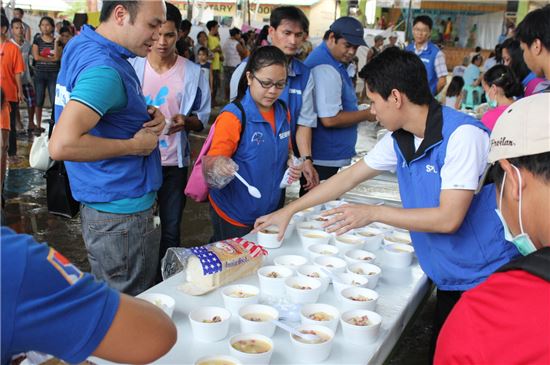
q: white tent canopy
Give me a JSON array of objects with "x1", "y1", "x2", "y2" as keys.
[{"x1": 7, "y1": 0, "x2": 70, "y2": 12}]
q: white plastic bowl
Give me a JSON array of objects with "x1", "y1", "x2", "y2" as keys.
[
  {"x1": 299, "y1": 229, "x2": 332, "y2": 249},
  {"x1": 273, "y1": 254, "x2": 308, "y2": 271},
  {"x1": 257, "y1": 225, "x2": 283, "y2": 249},
  {"x1": 195, "y1": 355, "x2": 243, "y2": 365},
  {"x1": 300, "y1": 303, "x2": 340, "y2": 332},
  {"x1": 383, "y1": 230, "x2": 412, "y2": 246},
  {"x1": 257, "y1": 265, "x2": 294, "y2": 296},
  {"x1": 284, "y1": 276, "x2": 322, "y2": 304},
  {"x1": 139, "y1": 293, "x2": 175, "y2": 318},
  {"x1": 332, "y1": 272, "x2": 369, "y2": 298},
  {"x1": 289, "y1": 324, "x2": 335, "y2": 363},
  {"x1": 346, "y1": 262, "x2": 382, "y2": 289},
  {"x1": 340, "y1": 309, "x2": 382, "y2": 344},
  {"x1": 297, "y1": 264, "x2": 330, "y2": 293},
  {"x1": 339, "y1": 287, "x2": 379, "y2": 312},
  {"x1": 297, "y1": 221, "x2": 325, "y2": 236},
  {"x1": 238, "y1": 304, "x2": 279, "y2": 337},
  {"x1": 384, "y1": 243, "x2": 415, "y2": 267},
  {"x1": 229, "y1": 333, "x2": 274, "y2": 364},
  {"x1": 306, "y1": 243, "x2": 339, "y2": 262},
  {"x1": 333, "y1": 234, "x2": 365, "y2": 254},
  {"x1": 313, "y1": 255, "x2": 347, "y2": 275},
  {"x1": 189, "y1": 306, "x2": 231, "y2": 342},
  {"x1": 344, "y1": 249, "x2": 377, "y2": 265},
  {"x1": 354, "y1": 226, "x2": 385, "y2": 251},
  {"x1": 221, "y1": 284, "x2": 260, "y2": 315}
]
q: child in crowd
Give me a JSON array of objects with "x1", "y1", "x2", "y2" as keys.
[
  {"x1": 443, "y1": 76, "x2": 464, "y2": 110},
  {"x1": 480, "y1": 64, "x2": 523, "y2": 130},
  {"x1": 204, "y1": 46, "x2": 302, "y2": 241},
  {"x1": 194, "y1": 31, "x2": 212, "y2": 60},
  {"x1": 197, "y1": 46, "x2": 213, "y2": 91}
]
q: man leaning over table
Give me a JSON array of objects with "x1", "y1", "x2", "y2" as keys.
[
  {"x1": 255, "y1": 48, "x2": 519, "y2": 360},
  {"x1": 49, "y1": 0, "x2": 167, "y2": 296}
]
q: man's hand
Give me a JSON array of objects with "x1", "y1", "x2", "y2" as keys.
[
  {"x1": 168, "y1": 114, "x2": 186, "y2": 134},
  {"x1": 287, "y1": 157, "x2": 303, "y2": 183},
  {"x1": 322, "y1": 204, "x2": 377, "y2": 235},
  {"x1": 254, "y1": 207, "x2": 294, "y2": 241},
  {"x1": 143, "y1": 106, "x2": 166, "y2": 136},
  {"x1": 302, "y1": 159, "x2": 320, "y2": 191},
  {"x1": 130, "y1": 128, "x2": 158, "y2": 156}
]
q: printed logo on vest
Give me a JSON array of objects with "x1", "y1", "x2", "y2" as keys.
[
  {"x1": 420, "y1": 57, "x2": 431, "y2": 64},
  {"x1": 279, "y1": 131, "x2": 290, "y2": 140},
  {"x1": 289, "y1": 88, "x2": 302, "y2": 95},
  {"x1": 425, "y1": 164, "x2": 438, "y2": 174},
  {"x1": 251, "y1": 132, "x2": 264, "y2": 145},
  {"x1": 54, "y1": 84, "x2": 70, "y2": 107}
]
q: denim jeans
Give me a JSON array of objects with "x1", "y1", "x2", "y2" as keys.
[
  {"x1": 209, "y1": 204, "x2": 252, "y2": 242},
  {"x1": 157, "y1": 166, "x2": 187, "y2": 265},
  {"x1": 34, "y1": 70, "x2": 58, "y2": 108},
  {"x1": 80, "y1": 204, "x2": 161, "y2": 295},
  {"x1": 8, "y1": 102, "x2": 18, "y2": 156}
]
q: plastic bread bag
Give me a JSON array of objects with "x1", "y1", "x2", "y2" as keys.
[
  {"x1": 202, "y1": 155, "x2": 238, "y2": 189},
  {"x1": 161, "y1": 237, "x2": 267, "y2": 296}
]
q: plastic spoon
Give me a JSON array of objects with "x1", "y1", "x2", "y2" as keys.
[
  {"x1": 271, "y1": 319, "x2": 321, "y2": 342},
  {"x1": 234, "y1": 172, "x2": 261, "y2": 199}
]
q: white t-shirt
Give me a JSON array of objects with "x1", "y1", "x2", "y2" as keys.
[
  {"x1": 363, "y1": 125, "x2": 489, "y2": 190},
  {"x1": 223, "y1": 38, "x2": 241, "y2": 68}
]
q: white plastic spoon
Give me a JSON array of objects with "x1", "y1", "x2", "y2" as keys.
[
  {"x1": 234, "y1": 172, "x2": 261, "y2": 199},
  {"x1": 271, "y1": 319, "x2": 321, "y2": 342}
]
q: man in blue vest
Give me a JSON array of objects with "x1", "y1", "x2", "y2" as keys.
[
  {"x1": 406, "y1": 15, "x2": 448, "y2": 95},
  {"x1": 255, "y1": 48, "x2": 518, "y2": 357},
  {"x1": 49, "y1": 1, "x2": 167, "y2": 295},
  {"x1": 303, "y1": 17, "x2": 376, "y2": 187},
  {"x1": 230, "y1": 6, "x2": 320, "y2": 194}
]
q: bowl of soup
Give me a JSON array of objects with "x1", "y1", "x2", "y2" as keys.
[
  {"x1": 284, "y1": 276, "x2": 322, "y2": 304},
  {"x1": 300, "y1": 303, "x2": 340, "y2": 332},
  {"x1": 189, "y1": 306, "x2": 231, "y2": 342},
  {"x1": 339, "y1": 287, "x2": 379, "y2": 312},
  {"x1": 354, "y1": 226, "x2": 385, "y2": 251},
  {"x1": 313, "y1": 255, "x2": 347, "y2": 275},
  {"x1": 384, "y1": 243, "x2": 415, "y2": 267},
  {"x1": 383, "y1": 230, "x2": 412, "y2": 246},
  {"x1": 340, "y1": 309, "x2": 382, "y2": 344},
  {"x1": 195, "y1": 355, "x2": 243, "y2": 365},
  {"x1": 297, "y1": 264, "x2": 330, "y2": 293},
  {"x1": 139, "y1": 293, "x2": 175, "y2": 318},
  {"x1": 306, "y1": 243, "x2": 339, "y2": 262},
  {"x1": 344, "y1": 249, "x2": 377, "y2": 265},
  {"x1": 332, "y1": 272, "x2": 369, "y2": 298},
  {"x1": 289, "y1": 324, "x2": 335, "y2": 363},
  {"x1": 346, "y1": 262, "x2": 382, "y2": 288},
  {"x1": 238, "y1": 304, "x2": 279, "y2": 337},
  {"x1": 229, "y1": 333, "x2": 274, "y2": 364},
  {"x1": 273, "y1": 254, "x2": 308, "y2": 271},
  {"x1": 257, "y1": 225, "x2": 283, "y2": 249},
  {"x1": 221, "y1": 284, "x2": 260, "y2": 315},
  {"x1": 257, "y1": 265, "x2": 293, "y2": 296},
  {"x1": 334, "y1": 234, "x2": 365, "y2": 254}
]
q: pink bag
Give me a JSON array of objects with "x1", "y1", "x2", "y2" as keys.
[{"x1": 184, "y1": 123, "x2": 216, "y2": 202}]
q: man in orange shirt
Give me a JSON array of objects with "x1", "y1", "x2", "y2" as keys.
[{"x1": 1, "y1": 15, "x2": 24, "y2": 158}]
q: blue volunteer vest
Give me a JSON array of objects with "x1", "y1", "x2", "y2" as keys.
[
  {"x1": 305, "y1": 42, "x2": 358, "y2": 162},
  {"x1": 209, "y1": 90, "x2": 290, "y2": 225},
  {"x1": 54, "y1": 26, "x2": 162, "y2": 203},
  {"x1": 393, "y1": 101, "x2": 519, "y2": 290},
  {"x1": 406, "y1": 42, "x2": 440, "y2": 95}
]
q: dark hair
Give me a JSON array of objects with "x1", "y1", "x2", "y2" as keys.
[
  {"x1": 164, "y1": 2, "x2": 182, "y2": 30},
  {"x1": 206, "y1": 20, "x2": 218, "y2": 31},
  {"x1": 446, "y1": 76, "x2": 464, "y2": 98},
  {"x1": 176, "y1": 38, "x2": 190, "y2": 57},
  {"x1": 502, "y1": 37, "x2": 531, "y2": 81},
  {"x1": 492, "y1": 152, "x2": 550, "y2": 186},
  {"x1": 10, "y1": 17, "x2": 22, "y2": 27},
  {"x1": 100, "y1": 1, "x2": 140, "y2": 23},
  {"x1": 413, "y1": 15, "x2": 433, "y2": 30},
  {"x1": 0, "y1": 14, "x2": 8, "y2": 30},
  {"x1": 362, "y1": 47, "x2": 432, "y2": 105},
  {"x1": 229, "y1": 27, "x2": 241, "y2": 37},
  {"x1": 494, "y1": 43, "x2": 503, "y2": 63},
  {"x1": 483, "y1": 64, "x2": 523, "y2": 99},
  {"x1": 237, "y1": 45, "x2": 287, "y2": 100},
  {"x1": 270, "y1": 6, "x2": 309, "y2": 34},
  {"x1": 181, "y1": 19, "x2": 191, "y2": 32},
  {"x1": 197, "y1": 46, "x2": 208, "y2": 55},
  {"x1": 39, "y1": 16, "x2": 55, "y2": 30},
  {"x1": 254, "y1": 25, "x2": 269, "y2": 49},
  {"x1": 322, "y1": 29, "x2": 345, "y2": 42},
  {"x1": 515, "y1": 4, "x2": 550, "y2": 50},
  {"x1": 196, "y1": 30, "x2": 207, "y2": 42},
  {"x1": 13, "y1": 7, "x2": 23, "y2": 15},
  {"x1": 474, "y1": 46, "x2": 481, "y2": 52},
  {"x1": 59, "y1": 26, "x2": 71, "y2": 35},
  {"x1": 472, "y1": 54, "x2": 482, "y2": 64}
]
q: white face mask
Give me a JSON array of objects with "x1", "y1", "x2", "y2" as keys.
[{"x1": 494, "y1": 165, "x2": 537, "y2": 256}]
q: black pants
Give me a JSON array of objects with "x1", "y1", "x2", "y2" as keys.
[
  {"x1": 8, "y1": 102, "x2": 18, "y2": 156},
  {"x1": 430, "y1": 288, "x2": 464, "y2": 361},
  {"x1": 299, "y1": 165, "x2": 340, "y2": 197},
  {"x1": 209, "y1": 204, "x2": 252, "y2": 242}
]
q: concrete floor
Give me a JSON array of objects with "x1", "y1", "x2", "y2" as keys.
[{"x1": 3, "y1": 110, "x2": 434, "y2": 365}]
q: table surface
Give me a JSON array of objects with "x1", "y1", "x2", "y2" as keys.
[{"x1": 93, "y1": 204, "x2": 429, "y2": 365}]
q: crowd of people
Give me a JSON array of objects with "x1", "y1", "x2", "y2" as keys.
[{"x1": 1, "y1": 1, "x2": 549, "y2": 364}]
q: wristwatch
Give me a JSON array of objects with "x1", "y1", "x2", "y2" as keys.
[{"x1": 304, "y1": 156, "x2": 313, "y2": 162}]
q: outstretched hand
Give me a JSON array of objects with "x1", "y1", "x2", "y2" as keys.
[
  {"x1": 321, "y1": 204, "x2": 376, "y2": 235},
  {"x1": 254, "y1": 208, "x2": 293, "y2": 241}
]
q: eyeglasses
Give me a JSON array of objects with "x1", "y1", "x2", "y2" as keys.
[{"x1": 252, "y1": 74, "x2": 286, "y2": 89}]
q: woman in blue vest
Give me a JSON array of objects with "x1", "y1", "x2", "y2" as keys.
[
  {"x1": 255, "y1": 48, "x2": 519, "y2": 359},
  {"x1": 205, "y1": 46, "x2": 301, "y2": 241}
]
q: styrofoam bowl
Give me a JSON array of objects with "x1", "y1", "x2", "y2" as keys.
[
  {"x1": 332, "y1": 272, "x2": 369, "y2": 298},
  {"x1": 297, "y1": 221, "x2": 325, "y2": 236},
  {"x1": 257, "y1": 225, "x2": 283, "y2": 249},
  {"x1": 273, "y1": 254, "x2": 308, "y2": 271},
  {"x1": 284, "y1": 276, "x2": 322, "y2": 304},
  {"x1": 344, "y1": 249, "x2": 377, "y2": 265},
  {"x1": 313, "y1": 255, "x2": 347, "y2": 275},
  {"x1": 353, "y1": 226, "x2": 384, "y2": 251},
  {"x1": 299, "y1": 229, "x2": 332, "y2": 249},
  {"x1": 340, "y1": 309, "x2": 382, "y2": 344},
  {"x1": 384, "y1": 243, "x2": 414, "y2": 267},
  {"x1": 383, "y1": 230, "x2": 412, "y2": 246},
  {"x1": 139, "y1": 293, "x2": 176, "y2": 318},
  {"x1": 297, "y1": 264, "x2": 330, "y2": 293},
  {"x1": 333, "y1": 234, "x2": 365, "y2": 254},
  {"x1": 238, "y1": 304, "x2": 279, "y2": 337},
  {"x1": 257, "y1": 265, "x2": 294, "y2": 296},
  {"x1": 346, "y1": 262, "x2": 382, "y2": 289},
  {"x1": 300, "y1": 303, "x2": 340, "y2": 332},
  {"x1": 195, "y1": 355, "x2": 243, "y2": 365},
  {"x1": 229, "y1": 333, "x2": 274, "y2": 364},
  {"x1": 189, "y1": 306, "x2": 232, "y2": 342},
  {"x1": 306, "y1": 243, "x2": 339, "y2": 262},
  {"x1": 221, "y1": 284, "x2": 260, "y2": 315},
  {"x1": 289, "y1": 324, "x2": 335, "y2": 363},
  {"x1": 339, "y1": 287, "x2": 379, "y2": 312}
]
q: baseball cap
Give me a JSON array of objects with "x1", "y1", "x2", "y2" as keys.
[
  {"x1": 329, "y1": 16, "x2": 367, "y2": 46},
  {"x1": 374, "y1": 35, "x2": 385, "y2": 42},
  {"x1": 476, "y1": 93, "x2": 550, "y2": 193}
]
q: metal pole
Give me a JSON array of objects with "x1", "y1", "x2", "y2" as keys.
[{"x1": 405, "y1": 0, "x2": 413, "y2": 43}]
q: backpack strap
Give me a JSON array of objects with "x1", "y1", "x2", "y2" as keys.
[
  {"x1": 231, "y1": 100, "x2": 246, "y2": 144},
  {"x1": 496, "y1": 247, "x2": 550, "y2": 282}
]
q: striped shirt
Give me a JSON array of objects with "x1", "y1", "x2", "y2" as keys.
[{"x1": 33, "y1": 36, "x2": 59, "y2": 72}]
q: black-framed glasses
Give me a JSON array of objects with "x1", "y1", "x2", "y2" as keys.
[{"x1": 252, "y1": 74, "x2": 286, "y2": 89}]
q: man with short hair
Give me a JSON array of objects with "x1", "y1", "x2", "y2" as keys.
[
  {"x1": 515, "y1": 4, "x2": 550, "y2": 93},
  {"x1": 49, "y1": 0, "x2": 167, "y2": 295},
  {"x1": 384, "y1": 31, "x2": 402, "y2": 50},
  {"x1": 303, "y1": 17, "x2": 376, "y2": 185},
  {"x1": 255, "y1": 48, "x2": 519, "y2": 359},
  {"x1": 367, "y1": 34, "x2": 384, "y2": 63},
  {"x1": 230, "y1": 6, "x2": 320, "y2": 194},
  {"x1": 11, "y1": 8, "x2": 30, "y2": 42},
  {"x1": 406, "y1": 15, "x2": 448, "y2": 95},
  {"x1": 206, "y1": 20, "x2": 222, "y2": 105},
  {"x1": 435, "y1": 92, "x2": 550, "y2": 365},
  {"x1": 130, "y1": 1, "x2": 211, "y2": 275}
]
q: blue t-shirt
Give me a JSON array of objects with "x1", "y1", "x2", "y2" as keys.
[
  {"x1": 463, "y1": 64, "x2": 481, "y2": 86},
  {"x1": 1, "y1": 227, "x2": 120, "y2": 365}
]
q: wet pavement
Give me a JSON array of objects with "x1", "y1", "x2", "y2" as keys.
[{"x1": 2, "y1": 109, "x2": 434, "y2": 365}]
